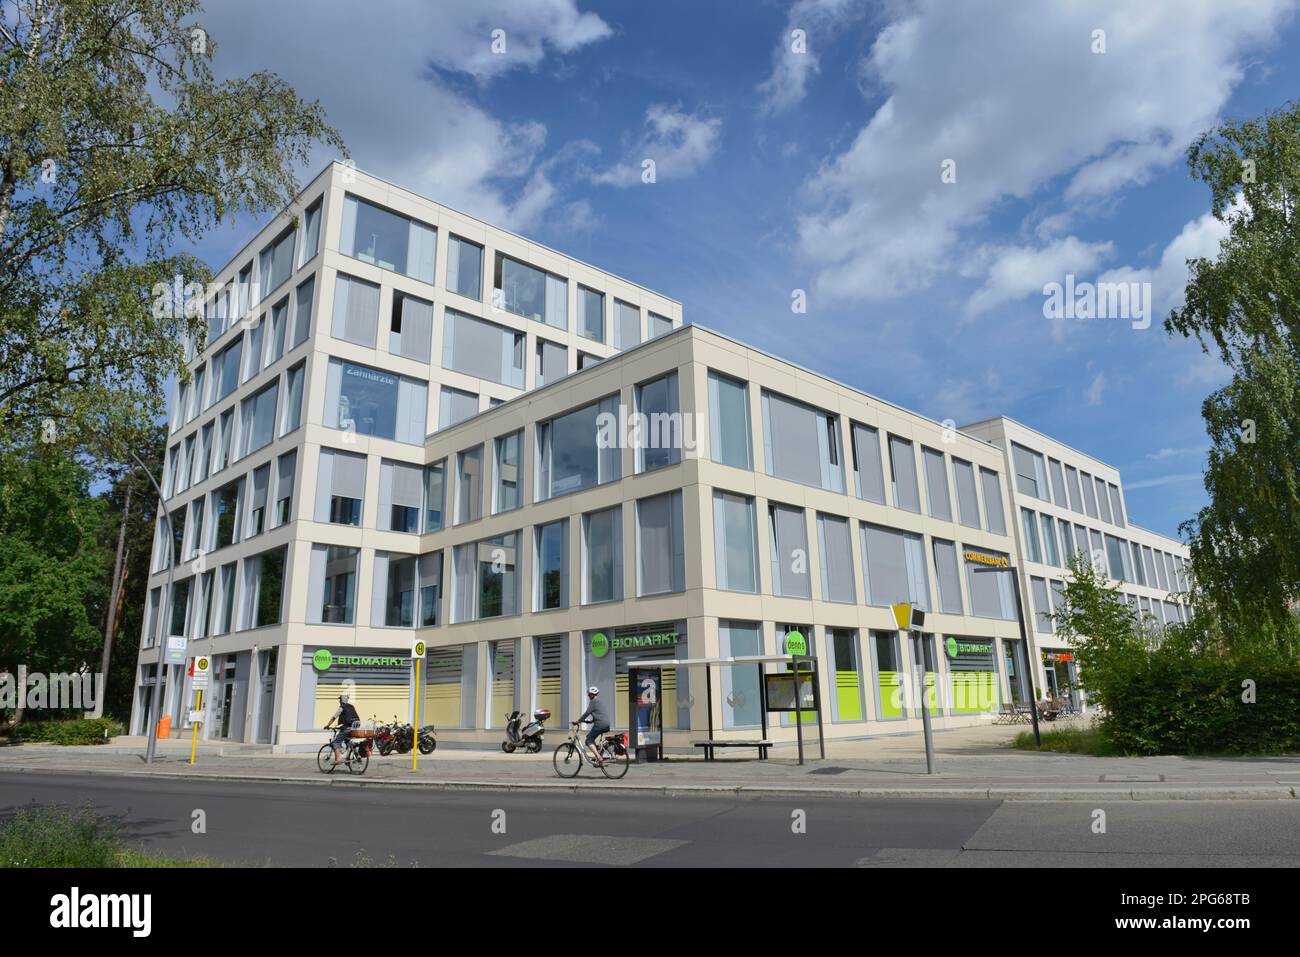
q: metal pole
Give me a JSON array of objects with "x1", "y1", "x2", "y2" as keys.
[
  {"x1": 794, "y1": 657, "x2": 805, "y2": 767},
  {"x1": 1009, "y1": 564, "x2": 1042, "y2": 746},
  {"x1": 132, "y1": 449, "x2": 174, "y2": 766},
  {"x1": 911, "y1": 632, "x2": 935, "y2": 774}
]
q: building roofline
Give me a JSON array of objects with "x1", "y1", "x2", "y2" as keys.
[{"x1": 959, "y1": 414, "x2": 1121, "y2": 472}]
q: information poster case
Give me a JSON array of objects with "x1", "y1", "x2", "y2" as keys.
[
  {"x1": 628, "y1": 667, "x2": 663, "y2": 761},
  {"x1": 763, "y1": 671, "x2": 816, "y2": 712}
]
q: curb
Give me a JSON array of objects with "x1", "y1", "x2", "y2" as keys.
[{"x1": 1, "y1": 765, "x2": 1295, "y2": 801}]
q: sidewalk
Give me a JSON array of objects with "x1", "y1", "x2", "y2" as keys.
[{"x1": 3, "y1": 721, "x2": 1298, "y2": 800}]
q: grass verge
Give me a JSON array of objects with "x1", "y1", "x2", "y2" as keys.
[
  {"x1": 0, "y1": 805, "x2": 218, "y2": 868},
  {"x1": 1011, "y1": 726, "x2": 1119, "y2": 756}
]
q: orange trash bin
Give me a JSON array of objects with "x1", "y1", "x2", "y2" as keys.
[{"x1": 156, "y1": 715, "x2": 172, "y2": 739}]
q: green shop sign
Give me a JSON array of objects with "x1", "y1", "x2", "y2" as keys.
[
  {"x1": 312, "y1": 649, "x2": 333, "y2": 671},
  {"x1": 783, "y1": 630, "x2": 807, "y2": 655},
  {"x1": 312, "y1": 649, "x2": 407, "y2": 671},
  {"x1": 591, "y1": 632, "x2": 610, "y2": 657},
  {"x1": 946, "y1": 638, "x2": 994, "y2": 658},
  {"x1": 592, "y1": 631, "x2": 677, "y2": 657}
]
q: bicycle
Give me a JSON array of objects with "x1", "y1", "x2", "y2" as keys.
[
  {"x1": 553, "y1": 720, "x2": 630, "y2": 780},
  {"x1": 316, "y1": 726, "x2": 370, "y2": 775}
]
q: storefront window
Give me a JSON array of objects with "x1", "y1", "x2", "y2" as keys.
[
  {"x1": 872, "y1": 631, "x2": 904, "y2": 720},
  {"x1": 830, "y1": 628, "x2": 863, "y2": 721},
  {"x1": 720, "y1": 621, "x2": 761, "y2": 729},
  {"x1": 534, "y1": 636, "x2": 565, "y2": 724},
  {"x1": 947, "y1": 636, "x2": 999, "y2": 714},
  {"x1": 489, "y1": 640, "x2": 517, "y2": 727},
  {"x1": 424, "y1": 645, "x2": 467, "y2": 728},
  {"x1": 302, "y1": 648, "x2": 410, "y2": 730}
]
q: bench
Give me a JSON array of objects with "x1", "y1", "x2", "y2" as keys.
[{"x1": 693, "y1": 739, "x2": 773, "y2": 761}]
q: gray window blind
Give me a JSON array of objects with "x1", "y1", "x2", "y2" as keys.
[
  {"x1": 979, "y1": 468, "x2": 1007, "y2": 534},
  {"x1": 1065, "y1": 466, "x2": 1083, "y2": 512},
  {"x1": 769, "y1": 504, "x2": 811, "y2": 598},
  {"x1": 713, "y1": 492, "x2": 757, "y2": 592},
  {"x1": 391, "y1": 462, "x2": 423, "y2": 510},
  {"x1": 953, "y1": 459, "x2": 980, "y2": 528},
  {"x1": 1031, "y1": 576, "x2": 1053, "y2": 632},
  {"x1": 1108, "y1": 484, "x2": 1125, "y2": 527},
  {"x1": 852, "y1": 423, "x2": 885, "y2": 503},
  {"x1": 1011, "y1": 443, "x2": 1041, "y2": 498},
  {"x1": 444, "y1": 309, "x2": 511, "y2": 382},
  {"x1": 1080, "y1": 472, "x2": 1099, "y2": 517},
  {"x1": 276, "y1": 452, "x2": 295, "y2": 521},
  {"x1": 861, "y1": 524, "x2": 908, "y2": 606},
  {"x1": 438, "y1": 386, "x2": 478, "y2": 430},
  {"x1": 393, "y1": 294, "x2": 433, "y2": 362},
  {"x1": 615, "y1": 300, "x2": 640, "y2": 348},
  {"x1": 1048, "y1": 458, "x2": 1067, "y2": 506},
  {"x1": 817, "y1": 513, "x2": 855, "y2": 603},
  {"x1": 922, "y1": 447, "x2": 951, "y2": 520},
  {"x1": 332, "y1": 450, "x2": 366, "y2": 499},
  {"x1": 1095, "y1": 477, "x2": 1113, "y2": 523},
  {"x1": 888, "y1": 436, "x2": 920, "y2": 512},
  {"x1": 764, "y1": 392, "x2": 822, "y2": 487},
  {"x1": 292, "y1": 277, "x2": 314, "y2": 348},
  {"x1": 637, "y1": 491, "x2": 684, "y2": 596},
  {"x1": 332, "y1": 274, "x2": 380, "y2": 347},
  {"x1": 933, "y1": 539, "x2": 963, "y2": 614},
  {"x1": 709, "y1": 372, "x2": 751, "y2": 470},
  {"x1": 537, "y1": 339, "x2": 566, "y2": 386}
]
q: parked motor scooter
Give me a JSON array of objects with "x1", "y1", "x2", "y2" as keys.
[{"x1": 501, "y1": 709, "x2": 550, "y2": 753}]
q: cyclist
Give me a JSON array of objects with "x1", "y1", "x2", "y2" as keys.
[
  {"x1": 573, "y1": 686, "x2": 609, "y2": 765},
  {"x1": 325, "y1": 694, "x2": 361, "y2": 765}
]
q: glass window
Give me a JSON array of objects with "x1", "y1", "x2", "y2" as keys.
[
  {"x1": 932, "y1": 538, "x2": 963, "y2": 614},
  {"x1": 196, "y1": 423, "x2": 213, "y2": 484},
  {"x1": 450, "y1": 533, "x2": 519, "y2": 622},
  {"x1": 536, "y1": 394, "x2": 621, "y2": 500},
  {"x1": 761, "y1": 390, "x2": 844, "y2": 492},
  {"x1": 274, "y1": 451, "x2": 296, "y2": 527},
  {"x1": 887, "y1": 435, "x2": 920, "y2": 512},
  {"x1": 830, "y1": 628, "x2": 863, "y2": 722},
  {"x1": 963, "y1": 548, "x2": 1016, "y2": 620},
  {"x1": 1080, "y1": 471, "x2": 1100, "y2": 518},
  {"x1": 582, "y1": 506, "x2": 623, "y2": 604},
  {"x1": 713, "y1": 491, "x2": 758, "y2": 593},
  {"x1": 1130, "y1": 542, "x2": 1147, "y2": 586},
  {"x1": 1011, "y1": 443, "x2": 1048, "y2": 500},
  {"x1": 720, "y1": 621, "x2": 762, "y2": 729},
  {"x1": 455, "y1": 445, "x2": 483, "y2": 524},
  {"x1": 380, "y1": 460, "x2": 424, "y2": 533},
  {"x1": 817, "y1": 513, "x2": 856, "y2": 603},
  {"x1": 301, "y1": 199, "x2": 321, "y2": 265},
  {"x1": 493, "y1": 431, "x2": 521, "y2": 513},
  {"x1": 578, "y1": 286, "x2": 604, "y2": 342},
  {"x1": 769, "y1": 504, "x2": 811, "y2": 598},
  {"x1": 311, "y1": 544, "x2": 358, "y2": 624},
  {"x1": 390, "y1": 291, "x2": 434, "y2": 362},
  {"x1": 258, "y1": 227, "x2": 295, "y2": 302},
  {"x1": 614, "y1": 300, "x2": 640, "y2": 348},
  {"x1": 212, "y1": 480, "x2": 242, "y2": 549},
  {"x1": 315, "y1": 448, "x2": 366, "y2": 526},
  {"x1": 331, "y1": 273, "x2": 381, "y2": 348},
  {"x1": 241, "y1": 546, "x2": 285, "y2": 629},
  {"x1": 873, "y1": 631, "x2": 904, "y2": 720},
  {"x1": 1021, "y1": 508, "x2": 1042, "y2": 563},
  {"x1": 649, "y1": 313, "x2": 673, "y2": 339},
  {"x1": 438, "y1": 385, "x2": 478, "y2": 430},
  {"x1": 291, "y1": 275, "x2": 315, "y2": 349},
  {"x1": 1031, "y1": 576, "x2": 1053, "y2": 633},
  {"x1": 446, "y1": 234, "x2": 483, "y2": 300},
  {"x1": 860, "y1": 523, "x2": 930, "y2": 610},
  {"x1": 281, "y1": 362, "x2": 304, "y2": 435},
  {"x1": 169, "y1": 578, "x2": 192, "y2": 637},
  {"x1": 442, "y1": 309, "x2": 525, "y2": 387},
  {"x1": 1095, "y1": 477, "x2": 1113, "y2": 523},
  {"x1": 242, "y1": 316, "x2": 264, "y2": 383},
  {"x1": 419, "y1": 552, "x2": 442, "y2": 627},
  {"x1": 535, "y1": 338, "x2": 567, "y2": 388},
  {"x1": 851, "y1": 422, "x2": 886, "y2": 504},
  {"x1": 214, "y1": 409, "x2": 233, "y2": 472},
  {"x1": 247, "y1": 464, "x2": 270, "y2": 538},
  {"x1": 424, "y1": 460, "x2": 445, "y2": 532},
  {"x1": 636, "y1": 372, "x2": 681, "y2": 473},
  {"x1": 1105, "y1": 535, "x2": 1128, "y2": 582},
  {"x1": 265, "y1": 297, "x2": 289, "y2": 368},
  {"x1": 325, "y1": 358, "x2": 427, "y2": 444},
  {"x1": 212, "y1": 338, "x2": 242, "y2": 403},
  {"x1": 535, "y1": 519, "x2": 569, "y2": 611},
  {"x1": 1040, "y1": 513, "x2": 1061, "y2": 566},
  {"x1": 708, "y1": 371, "x2": 751, "y2": 470},
  {"x1": 921, "y1": 446, "x2": 951, "y2": 520},
  {"x1": 979, "y1": 467, "x2": 1007, "y2": 535},
  {"x1": 1109, "y1": 484, "x2": 1126, "y2": 527},
  {"x1": 952, "y1": 458, "x2": 981, "y2": 528},
  {"x1": 1047, "y1": 458, "x2": 1067, "y2": 506},
  {"x1": 1060, "y1": 518, "x2": 1076, "y2": 562},
  {"x1": 636, "y1": 491, "x2": 685, "y2": 596},
  {"x1": 238, "y1": 381, "x2": 278, "y2": 458},
  {"x1": 377, "y1": 554, "x2": 417, "y2": 627},
  {"x1": 190, "y1": 367, "x2": 205, "y2": 419},
  {"x1": 494, "y1": 253, "x2": 565, "y2": 328},
  {"x1": 1065, "y1": 465, "x2": 1084, "y2": 513},
  {"x1": 341, "y1": 194, "x2": 435, "y2": 283}
]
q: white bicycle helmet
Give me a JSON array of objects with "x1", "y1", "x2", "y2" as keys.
[{"x1": 587, "y1": 686, "x2": 600, "y2": 696}]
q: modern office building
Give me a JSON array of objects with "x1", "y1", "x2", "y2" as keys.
[
  {"x1": 131, "y1": 162, "x2": 1191, "y2": 750},
  {"x1": 961, "y1": 418, "x2": 1193, "y2": 699}
]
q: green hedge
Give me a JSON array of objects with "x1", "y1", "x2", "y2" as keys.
[
  {"x1": 7, "y1": 717, "x2": 123, "y2": 746},
  {"x1": 1100, "y1": 658, "x2": 1300, "y2": 755}
]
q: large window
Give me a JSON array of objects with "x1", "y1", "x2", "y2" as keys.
[
  {"x1": 578, "y1": 286, "x2": 604, "y2": 342},
  {"x1": 442, "y1": 309, "x2": 525, "y2": 387},
  {"x1": 769, "y1": 504, "x2": 811, "y2": 598},
  {"x1": 212, "y1": 338, "x2": 242, "y2": 403},
  {"x1": 258, "y1": 227, "x2": 295, "y2": 303},
  {"x1": 375, "y1": 554, "x2": 418, "y2": 627},
  {"x1": 921, "y1": 446, "x2": 952, "y2": 520},
  {"x1": 952, "y1": 458, "x2": 981, "y2": 528},
  {"x1": 1108, "y1": 484, "x2": 1126, "y2": 527},
  {"x1": 424, "y1": 460, "x2": 445, "y2": 531},
  {"x1": 265, "y1": 297, "x2": 289, "y2": 368},
  {"x1": 535, "y1": 394, "x2": 620, "y2": 500},
  {"x1": 451, "y1": 533, "x2": 520, "y2": 622},
  {"x1": 331, "y1": 273, "x2": 381, "y2": 348},
  {"x1": 493, "y1": 431, "x2": 522, "y2": 513},
  {"x1": 1047, "y1": 458, "x2": 1067, "y2": 506},
  {"x1": 963, "y1": 549, "x2": 1017, "y2": 620},
  {"x1": 1011, "y1": 443, "x2": 1048, "y2": 500},
  {"x1": 761, "y1": 390, "x2": 844, "y2": 492},
  {"x1": 390, "y1": 291, "x2": 434, "y2": 362},
  {"x1": 720, "y1": 622, "x2": 762, "y2": 729},
  {"x1": 419, "y1": 552, "x2": 442, "y2": 627},
  {"x1": 212, "y1": 480, "x2": 242, "y2": 549},
  {"x1": 708, "y1": 371, "x2": 751, "y2": 470},
  {"x1": 240, "y1": 546, "x2": 286, "y2": 629},
  {"x1": 1080, "y1": 471, "x2": 1100, "y2": 518},
  {"x1": 535, "y1": 519, "x2": 569, "y2": 610},
  {"x1": 817, "y1": 513, "x2": 856, "y2": 603},
  {"x1": 979, "y1": 467, "x2": 1008, "y2": 535},
  {"x1": 649, "y1": 313, "x2": 673, "y2": 339},
  {"x1": 713, "y1": 492, "x2": 758, "y2": 593},
  {"x1": 860, "y1": 523, "x2": 930, "y2": 610},
  {"x1": 246, "y1": 465, "x2": 270, "y2": 538},
  {"x1": 582, "y1": 506, "x2": 623, "y2": 604},
  {"x1": 300, "y1": 199, "x2": 321, "y2": 265},
  {"x1": 614, "y1": 300, "x2": 640, "y2": 348},
  {"x1": 1095, "y1": 476, "x2": 1113, "y2": 523},
  {"x1": 315, "y1": 448, "x2": 366, "y2": 526},
  {"x1": 1031, "y1": 576, "x2": 1053, "y2": 633},
  {"x1": 830, "y1": 629, "x2": 863, "y2": 721},
  {"x1": 636, "y1": 491, "x2": 685, "y2": 596},
  {"x1": 454, "y1": 445, "x2": 483, "y2": 524},
  {"x1": 281, "y1": 362, "x2": 304, "y2": 435},
  {"x1": 887, "y1": 435, "x2": 921, "y2": 512},
  {"x1": 341, "y1": 194, "x2": 436, "y2": 283},
  {"x1": 535, "y1": 339, "x2": 567, "y2": 388},
  {"x1": 274, "y1": 451, "x2": 296, "y2": 527},
  {"x1": 310, "y1": 544, "x2": 358, "y2": 624},
  {"x1": 1021, "y1": 508, "x2": 1043, "y2": 563},
  {"x1": 635, "y1": 372, "x2": 681, "y2": 473},
  {"x1": 238, "y1": 381, "x2": 279, "y2": 458},
  {"x1": 851, "y1": 422, "x2": 886, "y2": 503},
  {"x1": 932, "y1": 538, "x2": 963, "y2": 614},
  {"x1": 438, "y1": 385, "x2": 478, "y2": 430},
  {"x1": 379, "y1": 460, "x2": 424, "y2": 533},
  {"x1": 1064, "y1": 465, "x2": 1084, "y2": 513},
  {"x1": 494, "y1": 253, "x2": 566, "y2": 328},
  {"x1": 446, "y1": 234, "x2": 483, "y2": 300},
  {"x1": 1040, "y1": 513, "x2": 1061, "y2": 567},
  {"x1": 325, "y1": 358, "x2": 427, "y2": 444},
  {"x1": 291, "y1": 276, "x2": 314, "y2": 349}
]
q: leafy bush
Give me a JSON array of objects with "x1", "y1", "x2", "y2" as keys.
[
  {"x1": 8, "y1": 717, "x2": 123, "y2": 745},
  {"x1": 1051, "y1": 555, "x2": 1300, "y2": 755},
  {"x1": 0, "y1": 806, "x2": 122, "y2": 868}
]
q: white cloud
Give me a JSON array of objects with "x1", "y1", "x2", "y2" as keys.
[
  {"x1": 1125, "y1": 473, "x2": 1203, "y2": 490},
  {"x1": 966, "y1": 237, "x2": 1114, "y2": 317},
  {"x1": 1086, "y1": 371, "x2": 1107, "y2": 406},
  {"x1": 199, "y1": 0, "x2": 612, "y2": 233},
  {"x1": 1146, "y1": 446, "x2": 1209, "y2": 462},
  {"x1": 758, "y1": 0, "x2": 868, "y2": 114},
  {"x1": 796, "y1": 0, "x2": 1293, "y2": 304},
  {"x1": 589, "y1": 104, "x2": 722, "y2": 187}
]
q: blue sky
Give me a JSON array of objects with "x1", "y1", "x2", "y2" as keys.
[{"x1": 188, "y1": 0, "x2": 1300, "y2": 538}]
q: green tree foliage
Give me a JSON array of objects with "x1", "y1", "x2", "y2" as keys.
[
  {"x1": 1166, "y1": 103, "x2": 1300, "y2": 635},
  {"x1": 0, "y1": 0, "x2": 345, "y2": 463}
]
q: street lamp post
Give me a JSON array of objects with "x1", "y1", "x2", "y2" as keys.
[
  {"x1": 972, "y1": 561, "x2": 1041, "y2": 746},
  {"x1": 130, "y1": 449, "x2": 175, "y2": 765}
]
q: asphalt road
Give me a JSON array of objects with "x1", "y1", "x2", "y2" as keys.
[{"x1": 3, "y1": 771, "x2": 1299, "y2": 867}]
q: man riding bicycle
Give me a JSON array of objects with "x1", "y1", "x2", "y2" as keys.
[
  {"x1": 325, "y1": 694, "x2": 361, "y2": 765},
  {"x1": 573, "y1": 686, "x2": 609, "y2": 765}
]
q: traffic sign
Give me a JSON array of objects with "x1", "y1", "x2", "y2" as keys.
[
  {"x1": 412, "y1": 639, "x2": 426, "y2": 658},
  {"x1": 191, "y1": 655, "x2": 211, "y2": 691}
]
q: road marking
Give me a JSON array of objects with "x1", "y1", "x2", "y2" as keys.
[{"x1": 488, "y1": 834, "x2": 688, "y2": 865}]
